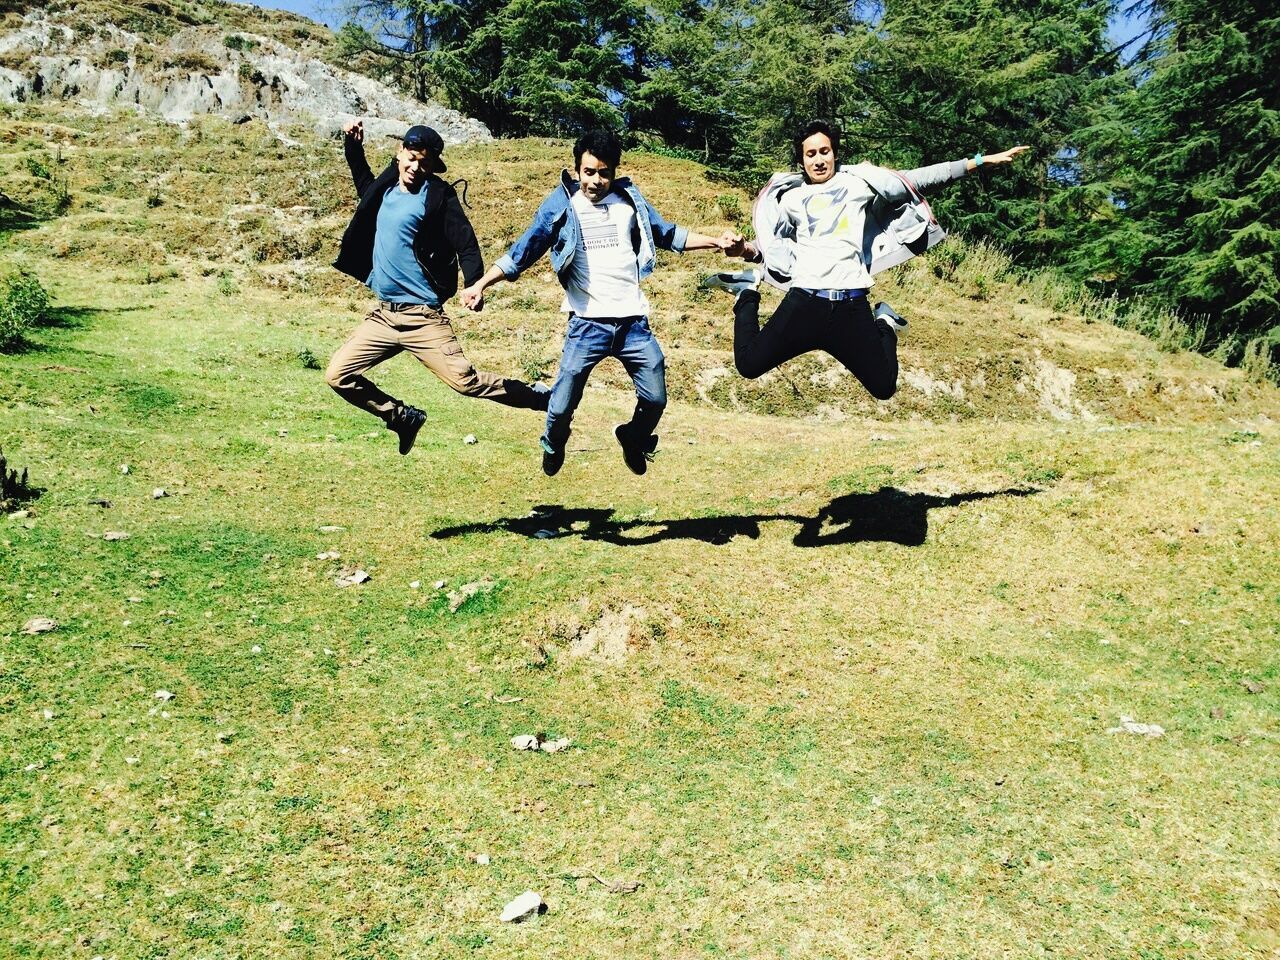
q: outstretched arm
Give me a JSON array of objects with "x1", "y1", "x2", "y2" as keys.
[
  {"x1": 682, "y1": 230, "x2": 734, "y2": 253},
  {"x1": 342, "y1": 119, "x2": 375, "y2": 197},
  {"x1": 897, "y1": 145, "x2": 1030, "y2": 197}
]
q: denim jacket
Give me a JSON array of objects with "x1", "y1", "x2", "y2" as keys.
[{"x1": 495, "y1": 171, "x2": 689, "y2": 285}]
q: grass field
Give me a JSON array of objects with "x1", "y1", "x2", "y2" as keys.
[{"x1": 3, "y1": 100, "x2": 1280, "y2": 959}]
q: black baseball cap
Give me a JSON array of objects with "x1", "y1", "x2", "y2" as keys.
[{"x1": 402, "y1": 125, "x2": 446, "y2": 172}]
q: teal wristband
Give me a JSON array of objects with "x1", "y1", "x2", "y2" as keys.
[{"x1": 973, "y1": 153, "x2": 984, "y2": 166}]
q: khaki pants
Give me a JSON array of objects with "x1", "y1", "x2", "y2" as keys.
[{"x1": 326, "y1": 302, "x2": 546, "y2": 422}]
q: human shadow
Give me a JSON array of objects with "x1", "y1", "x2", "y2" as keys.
[
  {"x1": 429, "y1": 486, "x2": 1038, "y2": 548},
  {"x1": 791, "y1": 486, "x2": 1038, "y2": 547}
]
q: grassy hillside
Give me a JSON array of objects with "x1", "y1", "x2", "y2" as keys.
[{"x1": 2, "y1": 101, "x2": 1279, "y2": 959}]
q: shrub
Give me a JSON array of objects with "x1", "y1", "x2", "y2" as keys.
[
  {"x1": 0, "y1": 272, "x2": 51, "y2": 351},
  {"x1": 24, "y1": 155, "x2": 50, "y2": 179},
  {"x1": 224, "y1": 34, "x2": 259, "y2": 52},
  {"x1": 296, "y1": 346, "x2": 321, "y2": 370},
  {"x1": 163, "y1": 51, "x2": 221, "y2": 74}
]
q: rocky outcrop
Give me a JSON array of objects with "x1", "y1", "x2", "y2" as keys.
[{"x1": 0, "y1": 10, "x2": 491, "y2": 144}]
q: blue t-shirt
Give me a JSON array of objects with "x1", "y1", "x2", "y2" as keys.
[{"x1": 367, "y1": 183, "x2": 441, "y2": 306}]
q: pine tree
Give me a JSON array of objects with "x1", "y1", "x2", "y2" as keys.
[{"x1": 1081, "y1": 1, "x2": 1280, "y2": 355}]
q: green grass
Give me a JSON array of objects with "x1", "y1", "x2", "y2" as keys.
[{"x1": 2, "y1": 100, "x2": 1279, "y2": 959}]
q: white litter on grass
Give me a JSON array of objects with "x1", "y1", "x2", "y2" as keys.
[
  {"x1": 468, "y1": 852, "x2": 491, "y2": 866},
  {"x1": 103, "y1": 531, "x2": 130, "y2": 541},
  {"x1": 22, "y1": 617, "x2": 58, "y2": 634},
  {"x1": 434, "y1": 580, "x2": 446, "y2": 589},
  {"x1": 42, "y1": 709, "x2": 54, "y2": 720},
  {"x1": 511, "y1": 733, "x2": 571, "y2": 753},
  {"x1": 120, "y1": 464, "x2": 130, "y2": 475},
  {"x1": 251, "y1": 645, "x2": 263, "y2": 654},
  {"x1": 334, "y1": 569, "x2": 371, "y2": 588},
  {"x1": 463, "y1": 434, "x2": 478, "y2": 445},
  {"x1": 499, "y1": 890, "x2": 544, "y2": 923},
  {"x1": 125, "y1": 756, "x2": 140, "y2": 765},
  {"x1": 1107, "y1": 715, "x2": 1165, "y2": 737},
  {"x1": 154, "y1": 689, "x2": 175, "y2": 702},
  {"x1": 409, "y1": 580, "x2": 421, "y2": 590},
  {"x1": 152, "y1": 488, "x2": 168, "y2": 499}
]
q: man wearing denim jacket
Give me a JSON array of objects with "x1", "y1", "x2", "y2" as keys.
[{"x1": 461, "y1": 130, "x2": 729, "y2": 476}]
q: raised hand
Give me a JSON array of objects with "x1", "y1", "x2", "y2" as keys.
[{"x1": 342, "y1": 119, "x2": 364, "y2": 144}]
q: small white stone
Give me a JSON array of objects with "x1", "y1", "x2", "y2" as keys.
[
  {"x1": 152, "y1": 488, "x2": 168, "y2": 499},
  {"x1": 154, "y1": 689, "x2": 175, "y2": 702},
  {"x1": 125, "y1": 756, "x2": 140, "y2": 765},
  {"x1": 251, "y1": 645, "x2": 262, "y2": 653},
  {"x1": 22, "y1": 617, "x2": 58, "y2": 635},
  {"x1": 499, "y1": 890, "x2": 543, "y2": 923},
  {"x1": 434, "y1": 580, "x2": 446, "y2": 589},
  {"x1": 409, "y1": 580, "x2": 421, "y2": 589},
  {"x1": 42, "y1": 709, "x2": 54, "y2": 720},
  {"x1": 463, "y1": 434, "x2": 477, "y2": 445},
  {"x1": 511, "y1": 734, "x2": 540, "y2": 751},
  {"x1": 120, "y1": 464, "x2": 130, "y2": 474}
]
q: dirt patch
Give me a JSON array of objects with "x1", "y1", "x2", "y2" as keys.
[{"x1": 567, "y1": 603, "x2": 650, "y2": 664}]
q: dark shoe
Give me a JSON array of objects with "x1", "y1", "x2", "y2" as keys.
[
  {"x1": 540, "y1": 438, "x2": 565, "y2": 476},
  {"x1": 874, "y1": 301, "x2": 908, "y2": 337},
  {"x1": 614, "y1": 423, "x2": 657, "y2": 475},
  {"x1": 388, "y1": 405, "x2": 426, "y2": 455}
]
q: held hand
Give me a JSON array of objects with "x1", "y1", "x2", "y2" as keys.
[
  {"x1": 720, "y1": 231, "x2": 747, "y2": 258},
  {"x1": 460, "y1": 285, "x2": 484, "y2": 312},
  {"x1": 984, "y1": 145, "x2": 1029, "y2": 165},
  {"x1": 342, "y1": 119, "x2": 364, "y2": 144}
]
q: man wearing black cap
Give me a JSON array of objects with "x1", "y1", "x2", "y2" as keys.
[{"x1": 327, "y1": 120, "x2": 548, "y2": 455}]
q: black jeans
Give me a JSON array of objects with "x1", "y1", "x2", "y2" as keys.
[{"x1": 733, "y1": 289, "x2": 899, "y2": 400}]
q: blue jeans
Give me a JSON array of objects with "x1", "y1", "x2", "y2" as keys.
[{"x1": 542, "y1": 314, "x2": 666, "y2": 453}]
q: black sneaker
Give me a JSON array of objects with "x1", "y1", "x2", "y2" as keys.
[
  {"x1": 614, "y1": 423, "x2": 657, "y2": 475},
  {"x1": 389, "y1": 405, "x2": 426, "y2": 455},
  {"x1": 540, "y1": 438, "x2": 565, "y2": 476}
]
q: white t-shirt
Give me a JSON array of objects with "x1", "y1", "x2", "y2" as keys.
[
  {"x1": 561, "y1": 192, "x2": 650, "y2": 318},
  {"x1": 778, "y1": 172, "x2": 879, "y2": 290}
]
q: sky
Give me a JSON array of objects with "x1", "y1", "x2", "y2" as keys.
[
  {"x1": 241, "y1": 0, "x2": 1149, "y2": 52},
  {"x1": 239, "y1": 0, "x2": 343, "y2": 29}
]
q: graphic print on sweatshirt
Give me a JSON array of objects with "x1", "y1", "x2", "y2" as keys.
[
  {"x1": 803, "y1": 185, "x2": 852, "y2": 239},
  {"x1": 562, "y1": 192, "x2": 649, "y2": 318}
]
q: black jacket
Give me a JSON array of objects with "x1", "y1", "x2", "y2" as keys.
[{"x1": 332, "y1": 139, "x2": 483, "y2": 301}]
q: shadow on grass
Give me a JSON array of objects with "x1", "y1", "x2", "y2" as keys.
[
  {"x1": 2, "y1": 304, "x2": 143, "y2": 354},
  {"x1": 430, "y1": 486, "x2": 1039, "y2": 548},
  {"x1": 0, "y1": 196, "x2": 41, "y2": 234}
]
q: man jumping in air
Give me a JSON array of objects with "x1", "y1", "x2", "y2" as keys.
[
  {"x1": 706, "y1": 120, "x2": 1028, "y2": 400},
  {"x1": 327, "y1": 120, "x2": 548, "y2": 455},
  {"x1": 461, "y1": 129, "x2": 731, "y2": 477}
]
